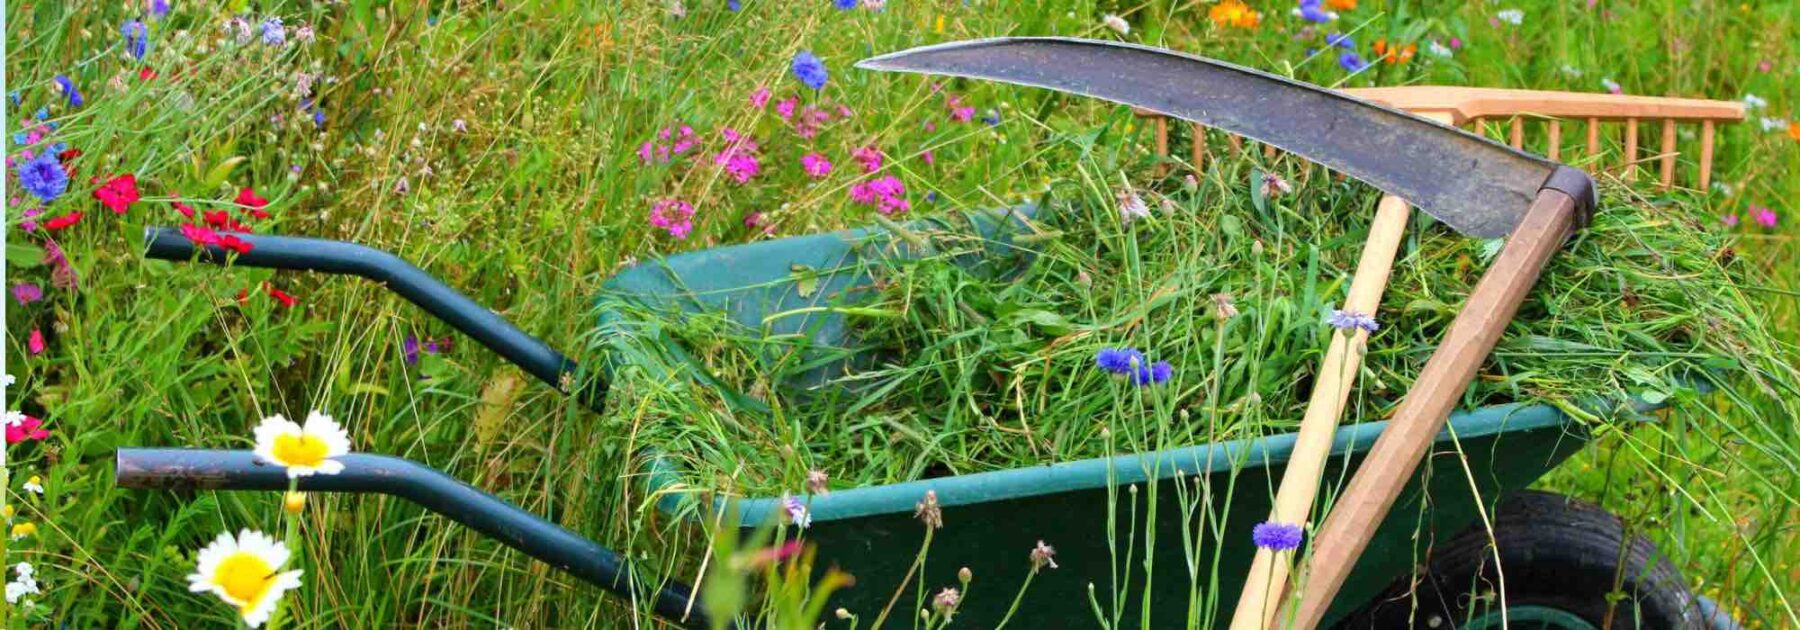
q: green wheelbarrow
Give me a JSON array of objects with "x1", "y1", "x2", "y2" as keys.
[{"x1": 115, "y1": 204, "x2": 1719, "y2": 629}]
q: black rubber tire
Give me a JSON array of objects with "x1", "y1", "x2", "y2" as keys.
[{"x1": 1338, "y1": 490, "x2": 1705, "y2": 629}]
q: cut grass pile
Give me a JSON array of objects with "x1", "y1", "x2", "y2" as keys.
[{"x1": 597, "y1": 154, "x2": 1800, "y2": 501}]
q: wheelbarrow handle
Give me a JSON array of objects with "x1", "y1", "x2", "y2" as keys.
[
  {"x1": 116, "y1": 448, "x2": 713, "y2": 628},
  {"x1": 143, "y1": 226, "x2": 601, "y2": 402}
]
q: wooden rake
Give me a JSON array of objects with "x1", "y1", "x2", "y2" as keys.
[{"x1": 1133, "y1": 86, "x2": 1744, "y2": 630}]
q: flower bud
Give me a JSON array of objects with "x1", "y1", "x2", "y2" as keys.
[
  {"x1": 284, "y1": 491, "x2": 307, "y2": 514},
  {"x1": 958, "y1": 567, "x2": 972, "y2": 584}
]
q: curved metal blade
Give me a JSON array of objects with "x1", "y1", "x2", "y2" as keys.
[{"x1": 857, "y1": 37, "x2": 1558, "y2": 238}]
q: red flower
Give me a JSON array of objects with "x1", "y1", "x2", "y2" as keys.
[
  {"x1": 237, "y1": 289, "x2": 250, "y2": 304},
  {"x1": 219, "y1": 234, "x2": 254, "y2": 255},
  {"x1": 172, "y1": 200, "x2": 196, "y2": 219},
  {"x1": 266, "y1": 284, "x2": 297, "y2": 308},
  {"x1": 94, "y1": 174, "x2": 142, "y2": 214},
  {"x1": 203, "y1": 210, "x2": 230, "y2": 228},
  {"x1": 41, "y1": 211, "x2": 83, "y2": 231},
  {"x1": 139, "y1": 66, "x2": 157, "y2": 81},
  {"x1": 5, "y1": 415, "x2": 49, "y2": 444},
  {"x1": 58, "y1": 148, "x2": 81, "y2": 163},
  {"x1": 236, "y1": 187, "x2": 270, "y2": 220},
  {"x1": 27, "y1": 329, "x2": 45, "y2": 355},
  {"x1": 179, "y1": 223, "x2": 222, "y2": 246}
]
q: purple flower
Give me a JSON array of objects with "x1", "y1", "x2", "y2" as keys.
[
  {"x1": 1338, "y1": 50, "x2": 1367, "y2": 72},
  {"x1": 1131, "y1": 361, "x2": 1174, "y2": 386},
  {"x1": 1326, "y1": 309, "x2": 1379, "y2": 332},
  {"x1": 54, "y1": 75, "x2": 82, "y2": 107},
  {"x1": 11, "y1": 283, "x2": 43, "y2": 305},
  {"x1": 260, "y1": 17, "x2": 286, "y2": 46},
  {"x1": 148, "y1": 0, "x2": 170, "y2": 18},
  {"x1": 1253, "y1": 521, "x2": 1304, "y2": 551},
  {"x1": 1095, "y1": 347, "x2": 1145, "y2": 374},
  {"x1": 18, "y1": 153, "x2": 68, "y2": 203},
  {"x1": 404, "y1": 335, "x2": 422, "y2": 365},
  {"x1": 1326, "y1": 32, "x2": 1355, "y2": 49},
  {"x1": 791, "y1": 51, "x2": 828, "y2": 91},
  {"x1": 122, "y1": 20, "x2": 149, "y2": 60},
  {"x1": 1293, "y1": 0, "x2": 1336, "y2": 23},
  {"x1": 833, "y1": 0, "x2": 857, "y2": 8},
  {"x1": 783, "y1": 496, "x2": 812, "y2": 528}
]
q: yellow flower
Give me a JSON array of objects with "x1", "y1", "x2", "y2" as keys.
[
  {"x1": 253, "y1": 411, "x2": 351, "y2": 478},
  {"x1": 283, "y1": 492, "x2": 307, "y2": 514},
  {"x1": 934, "y1": 15, "x2": 944, "y2": 34},
  {"x1": 9, "y1": 522, "x2": 36, "y2": 540},
  {"x1": 1209, "y1": 0, "x2": 1262, "y2": 29},
  {"x1": 187, "y1": 530, "x2": 304, "y2": 628},
  {"x1": 2, "y1": 505, "x2": 13, "y2": 521}
]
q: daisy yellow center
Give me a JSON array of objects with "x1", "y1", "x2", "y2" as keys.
[
  {"x1": 271, "y1": 432, "x2": 331, "y2": 467},
  {"x1": 215, "y1": 552, "x2": 276, "y2": 605}
]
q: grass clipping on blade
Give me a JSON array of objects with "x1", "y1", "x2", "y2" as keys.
[{"x1": 595, "y1": 162, "x2": 1791, "y2": 500}]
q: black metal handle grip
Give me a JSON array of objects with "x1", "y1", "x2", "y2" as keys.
[
  {"x1": 117, "y1": 448, "x2": 711, "y2": 628},
  {"x1": 144, "y1": 226, "x2": 600, "y2": 400}
]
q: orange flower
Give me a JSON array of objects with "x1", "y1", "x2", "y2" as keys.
[
  {"x1": 1326, "y1": 0, "x2": 1357, "y2": 9},
  {"x1": 1209, "y1": 0, "x2": 1262, "y2": 29},
  {"x1": 1373, "y1": 39, "x2": 1417, "y2": 65},
  {"x1": 1789, "y1": 121, "x2": 1800, "y2": 142}
]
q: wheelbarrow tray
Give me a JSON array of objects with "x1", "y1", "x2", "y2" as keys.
[
  {"x1": 594, "y1": 210, "x2": 1626, "y2": 626},
  {"x1": 121, "y1": 209, "x2": 1653, "y2": 627}
]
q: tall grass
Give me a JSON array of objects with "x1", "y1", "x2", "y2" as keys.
[{"x1": 4, "y1": 1, "x2": 1797, "y2": 627}]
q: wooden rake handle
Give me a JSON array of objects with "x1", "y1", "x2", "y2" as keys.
[
  {"x1": 1227, "y1": 194, "x2": 1410, "y2": 630},
  {"x1": 1287, "y1": 181, "x2": 1589, "y2": 629}
]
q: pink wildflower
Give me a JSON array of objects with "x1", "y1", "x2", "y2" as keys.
[
  {"x1": 921, "y1": 149, "x2": 935, "y2": 165},
  {"x1": 1752, "y1": 206, "x2": 1777, "y2": 228},
  {"x1": 714, "y1": 128, "x2": 762, "y2": 183},
  {"x1": 946, "y1": 95, "x2": 975, "y2": 123},
  {"x1": 749, "y1": 86, "x2": 772, "y2": 109},
  {"x1": 1722, "y1": 213, "x2": 1739, "y2": 227},
  {"x1": 849, "y1": 175, "x2": 910, "y2": 215},
  {"x1": 638, "y1": 125, "x2": 697, "y2": 164},
  {"x1": 27, "y1": 329, "x2": 45, "y2": 355},
  {"x1": 775, "y1": 97, "x2": 799, "y2": 121},
  {"x1": 44, "y1": 239, "x2": 76, "y2": 290},
  {"x1": 851, "y1": 145, "x2": 883, "y2": 173},
  {"x1": 20, "y1": 208, "x2": 41, "y2": 231},
  {"x1": 11, "y1": 283, "x2": 43, "y2": 305},
  {"x1": 5, "y1": 413, "x2": 49, "y2": 444},
  {"x1": 801, "y1": 152, "x2": 833, "y2": 178},
  {"x1": 650, "y1": 198, "x2": 697, "y2": 239}
]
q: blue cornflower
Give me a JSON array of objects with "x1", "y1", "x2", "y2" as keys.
[
  {"x1": 18, "y1": 153, "x2": 70, "y2": 203},
  {"x1": 11, "y1": 133, "x2": 25, "y2": 147},
  {"x1": 122, "y1": 19, "x2": 149, "y2": 60},
  {"x1": 791, "y1": 51, "x2": 829, "y2": 91},
  {"x1": 33, "y1": 107, "x2": 47, "y2": 121},
  {"x1": 1326, "y1": 32, "x2": 1354, "y2": 49},
  {"x1": 1326, "y1": 309, "x2": 1379, "y2": 332},
  {"x1": 1095, "y1": 347, "x2": 1145, "y2": 374},
  {"x1": 7, "y1": 91, "x2": 19, "y2": 107},
  {"x1": 54, "y1": 75, "x2": 83, "y2": 107},
  {"x1": 260, "y1": 17, "x2": 286, "y2": 46},
  {"x1": 149, "y1": 0, "x2": 170, "y2": 19},
  {"x1": 1338, "y1": 50, "x2": 1367, "y2": 73},
  {"x1": 729, "y1": 0, "x2": 741, "y2": 9},
  {"x1": 1293, "y1": 0, "x2": 1336, "y2": 23},
  {"x1": 832, "y1": 0, "x2": 857, "y2": 9},
  {"x1": 313, "y1": 108, "x2": 326, "y2": 128},
  {"x1": 1252, "y1": 521, "x2": 1304, "y2": 551},
  {"x1": 981, "y1": 110, "x2": 1001, "y2": 126},
  {"x1": 1130, "y1": 361, "x2": 1174, "y2": 386}
]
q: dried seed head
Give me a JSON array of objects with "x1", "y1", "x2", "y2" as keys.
[
  {"x1": 1211, "y1": 292, "x2": 1239, "y2": 321},
  {"x1": 914, "y1": 490, "x2": 943, "y2": 530},
  {"x1": 807, "y1": 469, "x2": 830, "y2": 495}
]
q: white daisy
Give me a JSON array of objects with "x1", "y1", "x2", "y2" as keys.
[
  {"x1": 1743, "y1": 93, "x2": 1768, "y2": 109},
  {"x1": 187, "y1": 530, "x2": 305, "y2": 628},
  {"x1": 21, "y1": 476, "x2": 42, "y2": 495},
  {"x1": 4, "y1": 562, "x2": 37, "y2": 605},
  {"x1": 252, "y1": 411, "x2": 351, "y2": 478}
]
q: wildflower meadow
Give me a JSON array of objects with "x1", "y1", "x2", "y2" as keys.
[{"x1": 5, "y1": 1, "x2": 1800, "y2": 628}]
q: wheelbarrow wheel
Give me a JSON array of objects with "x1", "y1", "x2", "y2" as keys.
[{"x1": 1338, "y1": 490, "x2": 1705, "y2": 629}]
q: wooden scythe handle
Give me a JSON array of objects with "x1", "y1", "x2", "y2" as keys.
[
  {"x1": 1285, "y1": 186, "x2": 1583, "y2": 629},
  {"x1": 1227, "y1": 194, "x2": 1410, "y2": 630}
]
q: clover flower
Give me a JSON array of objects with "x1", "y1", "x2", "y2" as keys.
[
  {"x1": 187, "y1": 530, "x2": 305, "y2": 628},
  {"x1": 1252, "y1": 521, "x2": 1304, "y2": 551}
]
